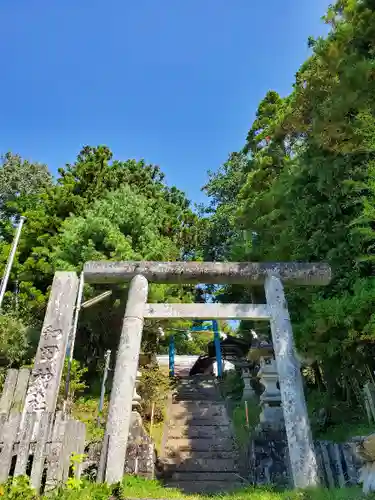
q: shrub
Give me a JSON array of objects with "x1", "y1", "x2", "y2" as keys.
[
  {"x1": 0, "y1": 476, "x2": 38, "y2": 499},
  {"x1": 58, "y1": 359, "x2": 88, "y2": 411},
  {"x1": 0, "y1": 314, "x2": 30, "y2": 368},
  {"x1": 138, "y1": 365, "x2": 171, "y2": 423},
  {"x1": 220, "y1": 369, "x2": 244, "y2": 400},
  {"x1": 71, "y1": 396, "x2": 107, "y2": 441}
]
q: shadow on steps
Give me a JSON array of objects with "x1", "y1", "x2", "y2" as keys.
[{"x1": 156, "y1": 375, "x2": 249, "y2": 495}]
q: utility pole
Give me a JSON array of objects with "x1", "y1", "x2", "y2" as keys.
[
  {"x1": 64, "y1": 283, "x2": 113, "y2": 408},
  {"x1": 98, "y1": 349, "x2": 111, "y2": 425},
  {"x1": 64, "y1": 272, "x2": 84, "y2": 405},
  {"x1": 0, "y1": 216, "x2": 26, "y2": 310}
]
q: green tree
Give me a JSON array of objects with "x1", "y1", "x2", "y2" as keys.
[{"x1": 203, "y1": 0, "x2": 375, "y2": 407}]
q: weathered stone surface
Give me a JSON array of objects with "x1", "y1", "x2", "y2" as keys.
[
  {"x1": 247, "y1": 429, "x2": 291, "y2": 488},
  {"x1": 165, "y1": 450, "x2": 236, "y2": 460},
  {"x1": 257, "y1": 358, "x2": 284, "y2": 430},
  {"x1": 264, "y1": 275, "x2": 318, "y2": 488},
  {"x1": 165, "y1": 437, "x2": 236, "y2": 452},
  {"x1": 242, "y1": 367, "x2": 256, "y2": 400},
  {"x1": 124, "y1": 412, "x2": 155, "y2": 479},
  {"x1": 24, "y1": 272, "x2": 79, "y2": 415},
  {"x1": 84, "y1": 412, "x2": 155, "y2": 479},
  {"x1": 170, "y1": 401, "x2": 226, "y2": 415},
  {"x1": 342, "y1": 441, "x2": 361, "y2": 485},
  {"x1": 98, "y1": 275, "x2": 148, "y2": 485},
  {"x1": 163, "y1": 457, "x2": 238, "y2": 472},
  {"x1": 84, "y1": 260, "x2": 331, "y2": 286},
  {"x1": 168, "y1": 424, "x2": 230, "y2": 439},
  {"x1": 353, "y1": 434, "x2": 375, "y2": 492},
  {"x1": 144, "y1": 303, "x2": 270, "y2": 320},
  {"x1": 169, "y1": 402, "x2": 227, "y2": 421},
  {"x1": 162, "y1": 376, "x2": 242, "y2": 494},
  {"x1": 247, "y1": 431, "x2": 361, "y2": 489},
  {"x1": 316, "y1": 439, "x2": 361, "y2": 488},
  {"x1": 169, "y1": 415, "x2": 230, "y2": 426},
  {"x1": 172, "y1": 376, "x2": 222, "y2": 402}
]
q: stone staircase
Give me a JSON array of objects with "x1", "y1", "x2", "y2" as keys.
[{"x1": 161, "y1": 375, "x2": 246, "y2": 494}]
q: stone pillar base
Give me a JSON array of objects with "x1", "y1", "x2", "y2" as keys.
[
  {"x1": 258, "y1": 404, "x2": 285, "y2": 432},
  {"x1": 125, "y1": 411, "x2": 155, "y2": 479}
]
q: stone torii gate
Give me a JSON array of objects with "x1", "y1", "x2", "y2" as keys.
[{"x1": 83, "y1": 260, "x2": 331, "y2": 489}]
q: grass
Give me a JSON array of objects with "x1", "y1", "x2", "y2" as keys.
[
  {"x1": 119, "y1": 476, "x2": 364, "y2": 500},
  {"x1": 314, "y1": 420, "x2": 374, "y2": 443},
  {"x1": 147, "y1": 419, "x2": 165, "y2": 454},
  {"x1": 143, "y1": 374, "x2": 171, "y2": 455},
  {"x1": 72, "y1": 394, "x2": 168, "y2": 454},
  {"x1": 306, "y1": 390, "x2": 374, "y2": 443},
  {"x1": 229, "y1": 399, "x2": 261, "y2": 450},
  {"x1": 1, "y1": 475, "x2": 367, "y2": 500}
]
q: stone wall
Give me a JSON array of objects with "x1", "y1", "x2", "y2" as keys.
[
  {"x1": 244, "y1": 428, "x2": 292, "y2": 488},
  {"x1": 84, "y1": 411, "x2": 155, "y2": 480},
  {"x1": 315, "y1": 440, "x2": 361, "y2": 487},
  {"x1": 124, "y1": 411, "x2": 155, "y2": 479}
]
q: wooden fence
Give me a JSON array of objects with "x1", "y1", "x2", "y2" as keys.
[
  {"x1": 315, "y1": 440, "x2": 361, "y2": 488},
  {"x1": 363, "y1": 382, "x2": 375, "y2": 424},
  {"x1": 0, "y1": 369, "x2": 86, "y2": 493}
]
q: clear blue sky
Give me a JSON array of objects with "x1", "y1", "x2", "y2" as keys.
[{"x1": 1, "y1": 1, "x2": 329, "y2": 205}]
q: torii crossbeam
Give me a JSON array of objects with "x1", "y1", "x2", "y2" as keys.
[{"x1": 84, "y1": 260, "x2": 330, "y2": 285}]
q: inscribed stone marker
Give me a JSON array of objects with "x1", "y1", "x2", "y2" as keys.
[{"x1": 24, "y1": 272, "x2": 79, "y2": 415}]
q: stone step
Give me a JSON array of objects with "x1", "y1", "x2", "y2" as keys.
[
  {"x1": 162, "y1": 457, "x2": 238, "y2": 472},
  {"x1": 178, "y1": 376, "x2": 216, "y2": 384},
  {"x1": 177, "y1": 378, "x2": 217, "y2": 388},
  {"x1": 165, "y1": 481, "x2": 245, "y2": 494},
  {"x1": 169, "y1": 402, "x2": 227, "y2": 419},
  {"x1": 175, "y1": 383, "x2": 218, "y2": 395},
  {"x1": 170, "y1": 400, "x2": 224, "y2": 410},
  {"x1": 176, "y1": 385, "x2": 217, "y2": 392},
  {"x1": 175, "y1": 386, "x2": 217, "y2": 393},
  {"x1": 168, "y1": 424, "x2": 231, "y2": 439},
  {"x1": 171, "y1": 471, "x2": 245, "y2": 482},
  {"x1": 169, "y1": 415, "x2": 229, "y2": 426},
  {"x1": 174, "y1": 391, "x2": 218, "y2": 398},
  {"x1": 165, "y1": 437, "x2": 236, "y2": 452},
  {"x1": 173, "y1": 394, "x2": 222, "y2": 402},
  {"x1": 164, "y1": 450, "x2": 237, "y2": 460}
]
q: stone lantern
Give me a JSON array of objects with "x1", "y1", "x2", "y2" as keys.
[
  {"x1": 132, "y1": 370, "x2": 142, "y2": 411},
  {"x1": 232, "y1": 358, "x2": 256, "y2": 400},
  {"x1": 249, "y1": 342, "x2": 284, "y2": 430}
]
